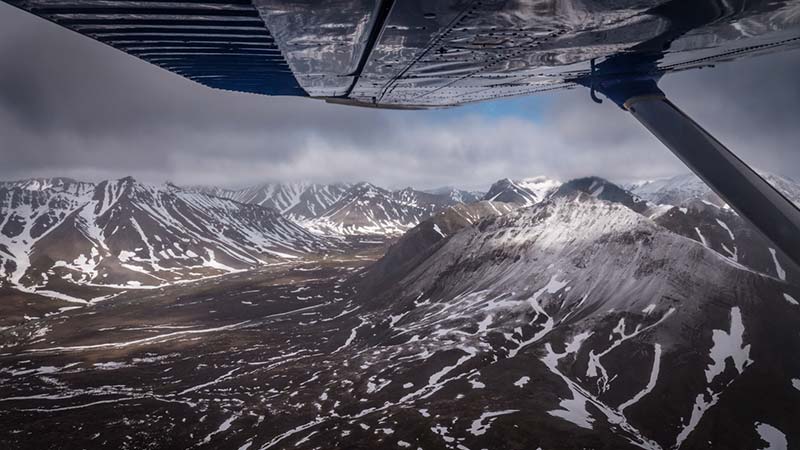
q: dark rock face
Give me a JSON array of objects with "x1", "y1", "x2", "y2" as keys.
[
  {"x1": 360, "y1": 201, "x2": 514, "y2": 295},
  {"x1": 553, "y1": 176, "x2": 649, "y2": 214}
]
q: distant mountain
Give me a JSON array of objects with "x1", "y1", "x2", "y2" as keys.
[
  {"x1": 303, "y1": 183, "x2": 455, "y2": 236},
  {"x1": 625, "y1": 173, "x2": 800, "y2": 275},
  {"x1": 555, "y1": 176, "x2": 795, "y2": 279},
  {"x1": 189, "y1": 182, "x2": 352, "y2": 221},
  {"x1": 651, "y1": 198, "x2": 796, "y2": 279},
  {"x1": 0, "y1": 177, "x2": 331, "y2": 300},
  {"x1": 627, "y1": 172, "x2": 800, "y2": 208},
  {"x1": 0, "y1": 177, "x2": 95, "y2": 195},
  {"x1": 423, "y1": 186, "x2": 484, "y2": 204},
  {"x1": 483, "y1": 176, "x2": 561, "y2": 206},
  {"x1": 391, "y1": 187, "x2": 460, "y2": 217},
  {"x1": 287, "y1": 183, "x2": 353, "y2": 219}
]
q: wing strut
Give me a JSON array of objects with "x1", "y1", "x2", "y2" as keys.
[{"x1": 588, "y1": 76, "x2": 800, "y2": 267}]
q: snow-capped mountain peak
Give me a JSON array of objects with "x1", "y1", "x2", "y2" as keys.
[
  {"x1": 483, "y1": 176, "x2": 561, "y2": 206},
  {"x1": 627, "y1": 172, "x2": 800, "y2": 208},
  {"x1": 0, "y1": 177, "x2": 95, "y2": 196}
]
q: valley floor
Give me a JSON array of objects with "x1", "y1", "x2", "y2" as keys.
[
  {"x1": 0, "y1": 251, "x2": 649, "y2": 450},
  {"x1": 1, "y1": 235, "x2": 798, "y2": 450},
  {"x1": 0, "y1": 248, "x2": 395, "y2": 450}
]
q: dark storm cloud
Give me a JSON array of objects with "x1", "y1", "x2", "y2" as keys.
[{"x1": 1, "y1": 2, "x2": 799, "y2": 190}]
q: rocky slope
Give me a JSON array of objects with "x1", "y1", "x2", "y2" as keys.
[
  {"x1": 351, "y1": 177, "x2": 799, "y2": 449},
  {"x1": 361, "y1": 200, "x2": 515, "y2": 294}
]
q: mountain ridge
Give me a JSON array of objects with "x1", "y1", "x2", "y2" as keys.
[
  {"x1": 0, "y1": 177, "x2": 333, "y2": 301},
  {"x1": 355, "y1": 179, "x2": 799, "y2": 449}
]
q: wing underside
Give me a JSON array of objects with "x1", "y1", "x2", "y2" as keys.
[
  {"x1": 3, "y1": 0, "x2": 307, "y2": 96},
  {"x1": 4, "y1": 0, "x2": 800, "y2": 108}
]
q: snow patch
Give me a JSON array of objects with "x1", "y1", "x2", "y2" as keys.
[
  {"x1": 768, "y1": 248, "x2": 786, "y2": 281},
  {"x1": 694, "y1": 227, "x2": 708, "y2": 247},
  {"x1": 705, "y1": 307, "x2": 753, "y2": 384},
  {"x1": 513, "y1": 376, "x2": 530, "y2": 388},
  {"x1": 715, "y1": 219, "x2": 735, "y2": 241},
  {"x1": 468, "y1": 410, "x2": 518, "y2": 436},
  {"x1": 619, "y1": 344, "x2": 662, "y2": 413},
  {"x1": 542, "y1": 332, "x2": 595, "y2": 430},
  {"x1": 432, "y1": 223, "x2": 446, "y2": 238},
  {"x1": 755, "y1": 422, "x2": 787, "y2": 450},
  {"x1": 200, "y1": 414, "x2": 237, "y2": 444}
]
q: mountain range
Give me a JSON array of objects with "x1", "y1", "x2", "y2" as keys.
[
  {"x1": 3, "y1": 172, "x2": 799, "y2": 300},
  {"x1": 0, "y1": 171, "x2": 800, "y2": 450},
  {"x1": 0, "y1": 177, "x2": 331, "y2": 301},
  {"x1": 189, "y1": 182, "x2": 352, "y2": 221},
  {"x1": 1, "y1": 172, "x2": 799, "y2": 450},
  {"x1": 0, "y1": 177, "x2": 501, "y2": 298}
]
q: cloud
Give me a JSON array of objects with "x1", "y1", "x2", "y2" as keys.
[{"x1": 1, "y1": 2, "x2": 799, "y2": 190}]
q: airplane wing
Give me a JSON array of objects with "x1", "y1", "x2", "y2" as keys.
[
  {"x1": 4, "y1": 0, "x2": 800, "y2": 264},
  {"x1": 4, "y1": 0, "x2": 799, "y2": 107}
]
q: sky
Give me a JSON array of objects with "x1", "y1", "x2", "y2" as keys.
[{"x1": 1, "y1": 2, "x2": 799, "y2": 191}]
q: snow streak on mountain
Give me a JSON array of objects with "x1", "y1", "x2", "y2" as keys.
[{"x1": 627, "y1": 172, "x2": 800, "y2": 278}]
